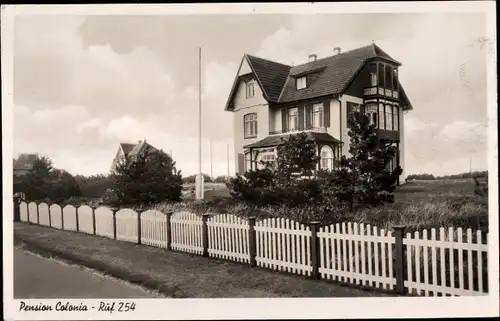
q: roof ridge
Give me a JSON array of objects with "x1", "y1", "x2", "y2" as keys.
[
  {"x1": 292, "y1": 44, "x2": 374, "y2": 68},
  {"x1": 244, "y1": 53, "x2": 292, "y2": 68}
]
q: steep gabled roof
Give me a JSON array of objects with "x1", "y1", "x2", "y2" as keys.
[
  {"x1": 224, "y1": 55, "x2": 291, "y2": 110},
  {"x1": 13, "y1": 153, "x2": 38, "y2": 170},
  {"x1": 120, "y1": 143, "x2": 135, "y2": 157},
  {"x1": 279, "y1": 44, "x2": 400, "y2": 103},
  {"x1": 225, "y1": 43, "x2": 412, "y2": 110},
  {"x1": 245, "y1": 54, "x2": 291, "y2": 102}
]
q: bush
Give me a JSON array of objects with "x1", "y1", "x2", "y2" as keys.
[
  {"x1": 183, "y1": 173, "x2": 212, "y2": 184},
  {"x1": 227, "y1": 112, "x2": 401, "y2": 212},
  {"x1": 74, "y1": 174, "x2": 113, "y2": 198},
  {"x1": 111, "y1": 148, "x2": 183, "y2": 206}
]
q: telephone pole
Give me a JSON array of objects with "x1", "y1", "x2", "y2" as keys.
[{"x1": 196, "y1": 47, "x2": 204, "y2": 200}]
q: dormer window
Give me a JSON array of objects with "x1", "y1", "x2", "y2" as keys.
[
  {"x1": 246, "y1": 80, "x2": 255, "y2": 98},
  {"x1": 296, "y1": 76, "x2": 307, "y2": 90}
]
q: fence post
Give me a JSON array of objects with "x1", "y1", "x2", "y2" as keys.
[
  {"x1": 202, "y1": 214, "x2": 210, "y2": 257},
  {"x1": 393, "y1": 225, "x2": 407, "y2": 295},
  {"x1": 36, "y1": 202, "x2": 40, "y2": 225},
  {"x1": 75, "y1": 205, "x2": 80, "y2": 232},
  {"x1": 112, "y1": 208, "x2": 118, "y2": 240},
  {"x1": 61, "y1": 206, "x2": 65, "y2": 230},
  {"x1": 13, "y1": 197, "x2": 21, "y2": 222},
  {"x1": 248, "y1": 217, "x2": 257, "y2": 267},
  {"x1": 48, "y1": 202, "x2": 52, "y2": 228},
  {"x1": 92, "y1": 207, "x2": 97, "y2": 235},
  {"x1": 309, "y1": 221, "x2": 321, "y2": 280},
  {"x1": 137, "y1": 210, "x2": 142, "y2": 245},
  {"x1": 166, "y1": 211, "x2": 173, "y2": 251}
]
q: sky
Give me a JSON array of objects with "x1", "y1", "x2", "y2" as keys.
[{"x1": 11, "y1": 12, "x2": 493, "y2": 177}]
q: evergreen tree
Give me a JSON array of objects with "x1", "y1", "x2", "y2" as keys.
[
  {"x1": 335, "y1": 111, "x2": 402, "y2": 210},
  {"x1": 112, "y1": 148, "x2": 183, "y2": 206}
]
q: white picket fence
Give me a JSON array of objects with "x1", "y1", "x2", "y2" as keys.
[
  {"x1": 404, "y1": 227, "x2": 488, "y2": 297},
  {"x1": 318, "y1": 223, "x2": 396, "y2": 290},
  {"x1": 116, "y1": 209, "x2": 139, "y2": 243},
  {"x1": 63, "y1": 205, "x2": 78, "y2": 231},
  {"x1": 255, "y1": 218, "x2": 313, "y2": 276},
  {"x1": 78, "y1": 205, "x2": 94, "y2": 234},
  {"x1": 18, "y1": 201, "x2": 489, "y2": 297},
  {"x1": 28, "y1": 202, "x2": 38, "y2": 223},
  {"x1": 49, "y1": 204, "x2": 63, "y2": 229},
  {"x1": 20, "y1": 201, "x2": 29, "y2": 222},
  {"x1": 207, "y1": 214, "x2": 250, "y2": 263},
  {"x1": 95, "y1": 207, "x2": 114, "y2": 239},
  {"x1": 38, "y1": 203, "x2": 50, "y2": 226},
  {"x1": 140, "y1": 210, "x2": 169, "y2": 248},
  {"x1": 170, "y1": 211, "x2": 203, "y2": 254}
]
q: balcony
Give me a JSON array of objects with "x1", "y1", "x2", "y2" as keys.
[
  {"x1": 269, "y1": 127, "x2": 327, "y2": 135},
  {"x1": 364, "y1": 87, "x2": 399, "y2": 100}
]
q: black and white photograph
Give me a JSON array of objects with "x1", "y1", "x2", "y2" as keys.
[{"x1": 2, "y1": 2, "x2": 498, "y2": 320}]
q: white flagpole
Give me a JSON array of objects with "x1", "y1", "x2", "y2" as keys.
[{"x1": 196, "y1": 47, "x2": 204, "y2": 200}]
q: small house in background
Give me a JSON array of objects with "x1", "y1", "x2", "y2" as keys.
[
  {"x1": 109, "y1": 139, "x2": 168, "y2": 174},
  {"x1": 13, "y1": 153, "x2": 38, "y2": 177}
]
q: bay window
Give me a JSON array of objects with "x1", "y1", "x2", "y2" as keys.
[
  {"x1": 393, "y1": 106, "x2": 399, "y2": 130},
  {"x1": 365, "y1": 103, "x2": 378, "y2": 127},
  {"x1": 288, "y1": 107, "x2": 299, "y2": 131},
  {"x1": 385, "y1": 104, "x2": 393, "y2": 130},
  {"x1": 378, "y1": 103, "x2": 385, "y2": 129},
  {"x1": 311, "y1": 103, "x2": 324, "y2": 128}
]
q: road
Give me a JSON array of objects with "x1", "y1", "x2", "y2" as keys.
[{"x1": 14, "y1": 247, "x2": 164, "y2": 298}]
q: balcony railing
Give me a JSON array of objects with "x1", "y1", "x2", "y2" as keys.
[
  {"x1": 269, "y1": 127, "x2": 327, "y2": 135},
  {"x1": 364, "y1": 86, "x2": 399, "y2": 100}
]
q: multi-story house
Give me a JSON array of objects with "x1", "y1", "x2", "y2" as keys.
[
  {"x1": 13, "y1": 153, "x2": 38, "y2": 177},
  {"x1": 109, "y1": 139, "x2": 167, "y2": 174},
  {"x1": 224, "y1": 44, "x2": 413, "y2": 184}
]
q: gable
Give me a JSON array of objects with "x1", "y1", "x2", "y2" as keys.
[{"x1": 238, "y1": 57, "x2": 252, "y2": 76}]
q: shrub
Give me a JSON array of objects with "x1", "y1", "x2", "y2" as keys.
[
  {"x1": 111, "y1": 148, "x2": 183, "y2": 206},
  {"x1": 183, "y1": 173, "x2": 212, "y2": 184}
]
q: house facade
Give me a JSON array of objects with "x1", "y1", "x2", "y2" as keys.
[
  {"x1": 13, "y1": 153, "x2": 38, "y2": 177},
  {"x1": 109, "y1": 140, "x2": 166, "y2": 174},
  {"x1": 224, "y1": 44, "x2": 413, "y2": 184}
]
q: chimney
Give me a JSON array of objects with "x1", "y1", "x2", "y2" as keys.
[
  {"x1": 308, "y1": 53, "x2": 317, "y2": 62},
  {"x1": 333, "y1": 47, "x2": 341, "y2": 55}
]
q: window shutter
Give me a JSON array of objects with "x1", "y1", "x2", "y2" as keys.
[
  {"x1": 323, "y1": 100, "x2": 330, "y2": 127},
  {"x1": 298, "y1": 105, "x2": 305, "y2": 130},
  {"x1": 305, "y1": 104, "x2": 311, "y2": 130},
  {"x1": 281, "y1": 108, "x2": 287, "y2": 133}
]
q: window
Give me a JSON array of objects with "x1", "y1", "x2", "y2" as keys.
[
  {"x1": 365, "y1": 104, "x2": 378, "y2": 127},
  {"x1": 245, "y1": 153, "x2": 251, "y2": 171},
  {"x1": 287, "y1": 108, "x2": 299, "y2": 131},
  {"x1": 244, "y1": 113, "x2": 258, "y2": 138},
  {"x1": 370, "y1": 72, "x2": 377, "y2": 86},
  {"x1": 296, "y1": 76, "x2": 307, "y2": 90},
  {"x1": 393, "y1": 106, "x2": 399, "y2": 130},
  {"x1": 386, "y1": 104, "x2": 393, "y2": 130},
  {"x1": 378, "y1": 103, "x2": 385, "y2": 129},
  {"x1": 246, "y1": 80, "x2": 255, "y2": 98},
  {"x1": 393, "y1": 69, "x2": 398, "y2": 89},
  {"x1": 260, "y1": 152, "x2": 276, "y2": 168},
  {"x1": 320, "y1": 145, "x2": 334, "y2": 171},
  {"x1": 311, "y1": 103, "x2": 324, "y2": 128}
]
